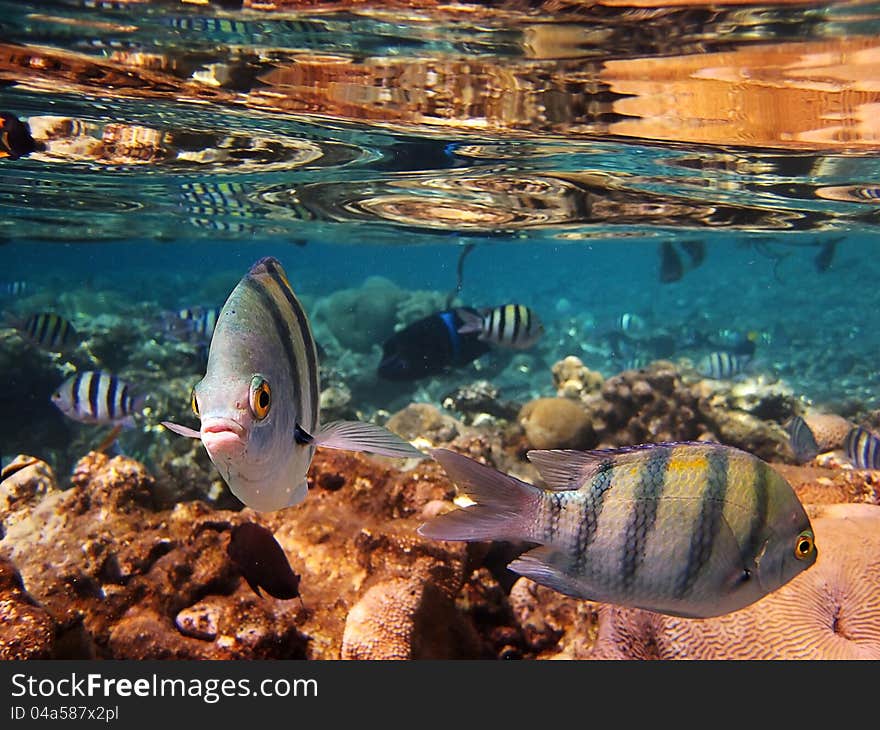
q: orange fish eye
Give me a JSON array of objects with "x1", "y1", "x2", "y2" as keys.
[
  {"x1": 190, "y1": 387, "x2": 200, "y2": 417},
  {"x1": 794, "y1": 530, "x2": 815, "y2": 560},
  {"x1": 250, "y1": 376, "x2": 271, "y2": 420}
]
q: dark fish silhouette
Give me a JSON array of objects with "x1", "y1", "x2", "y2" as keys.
[
  {"x1": 377, "y1": 307, "x2": 491, "y2": 381},
  {"x1": 0, "y1": 112, "x2": 38, "y2": 160},
  {"x1": 227, "y1": 522, "x2": 301, "y2": 600},
  {"x1": 787, "y1": 415, "x2": 819, "y2": 464},
  {"x1": 680, "y1": 240, "x2": 706, "y2": 268},
  {"x1": 659, "y1": 241, "x2": 684, "y2": 282},
  {"x1": 814, "y1": 238, "x2": 840, "y2": 273}
]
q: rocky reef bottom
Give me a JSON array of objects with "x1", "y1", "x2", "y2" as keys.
[{"x1": 2, "y1": 416, "x2": 879, "y2": 660}]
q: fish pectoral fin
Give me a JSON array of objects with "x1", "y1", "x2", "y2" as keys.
[
  {"x1": 455, "y1": 308, "x2": 483, "y2": 334},
  {"x1": 161, "y1": 421, "x2": 202, "y2": 439},
  {"x1": 313, "y1": 420, "x2": 426, "y2": 459},
  {"x1": 508, "y1": 546, "x2": 587, "y2": 600},
  {"x1": 289, "y1": 479, "x2": 309, "y2": 507}
]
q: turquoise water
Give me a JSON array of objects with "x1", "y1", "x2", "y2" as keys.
[{"x1": 1, "y1": 0, "x2": 879, "y2": 473}]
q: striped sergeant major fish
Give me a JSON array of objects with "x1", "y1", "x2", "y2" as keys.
[
  {"x1": 843, "y1": 426, "x2": 880, "y2": 470},
  {"x1": 0, "y1": 281, "x2": 29, "y2": 297},
  {"x1": 161, "y1": 256, "x2": 425, "y2": 512},
  {"x1": 697, "y1": 351, "x2": 751, "y2": 380},
  {"x1": 787, "y1": 415, "x2": 819, "y2": 464},
  {"x1": 51, "y1": 371, "x2": 146, "y2": 427},
  {"x1": 457, "y1": 304, "x2": 544, "y2": 350},
  {"x1": 161, "y1": 306, "x2": 221, "y2": 344},
  {"x1": 615, "y1": 312, "x2": 646, "y2": 334},
  {"x1": 8, "y1": 312, "x2": 79, "y2": 353},
  {"x1": 420, "y1": 442, "x2": 817, "y2": 618}
]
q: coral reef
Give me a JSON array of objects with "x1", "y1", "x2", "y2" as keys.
[
  {"x1": 0, "y1": 442, "x2": 478, "y2": 659},
  {"x1": 518, "y1": 397, "x2": 596, "y2": 450},
  {"x1": 441, "y1": 380, "x2": 520, "y2": 423},
  {"x1": 0, "y1": 556, "x2": 56, "y2": 659},
  {"x1": 312, "y1": 276, "x2": 407, "y2": 353},
  {"x1": 803, "y1": 412, "x2": 854, "y2": 452},
  {"x1": 551, "y1": 355, "x2": 604, "y2": 400}
]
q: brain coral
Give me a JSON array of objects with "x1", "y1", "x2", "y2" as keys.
[
  {"x1": 584, "y1": 503, "x2": 880, "y2": 659},
  {"x1": 518, "y1": 397, "x2": 597, "y2": 450}
]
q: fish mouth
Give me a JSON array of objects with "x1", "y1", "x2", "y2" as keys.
[{"x1": 201, "y1": 417, "x2": 247, "y2": 449}]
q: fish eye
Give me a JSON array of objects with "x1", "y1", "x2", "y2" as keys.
[
  {"x1": 249, "y1": 375, "x2": 271, "y2": 420},
  {"x1": 190, "y1": 387, "x2": 200, "y2": 418},
  {"x1": 794, "y1": 530, "x2": 815, "y2": 560}
]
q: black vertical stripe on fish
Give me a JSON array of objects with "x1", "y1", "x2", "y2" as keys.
[
  {"x1": 35, "y1": 314, "x2": 49, "y2": 344},
  {"x1": 573, "y1": 460, "x2": 614, "y2": 574},
  {"x1": 88, "y1": 371, "x2": 100, "y2": 420},
  {"x1": 675, "y1": 447, "x2": 729, "y2": 599},
  {"x1": 242, "y1": 275, "x2": 302, "y2": 423},
  {"x1": 107, "y1": 373, "x2": 118, "y2": 421},
  {"x1": 741, "y1": 462, "x2": 769, "y2": 566},
  {"x1": 71, "y1": 371, "x2": 83, "y2": 414},
  {"x1": 621, "y1": 447, "x2": 671, "y2": 591},
  {"x1": 121, "y1": 383, "x2": 131, "y2": 415},
  {"x1": 262, "y1": 259, "x2": 319, "y2": 426},
  {"x1": 497, "y1": 305, "x2": 506, "y2": 344},
  {"x1": 547, "y1": 492, "x2": 564, "y2": 542},
  {"x1": 513, "y1": 304, "x2": 521, "y2": 344}
]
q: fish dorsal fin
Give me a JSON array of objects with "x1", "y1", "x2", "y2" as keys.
[
  {"x1": 527, "y1": 443, "x2": 688, "y2": 491},
  {"x1": 249, "y1": 256, "x2": 292, "y2": 290}
]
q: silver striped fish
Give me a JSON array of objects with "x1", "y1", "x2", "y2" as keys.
[
  {"x1": 787, "y1": 415, "x2": 819, "y2": 464},
  {"x1": 457, "y1": 304, "x2": 544, "y2": 349},
  {"x1": 161, "y1": 256, "x2": 425, "y2": 512},
  {"x1": 51, "y1": 370, "x2": 145, "y2": 427},
  {"x1": 843, "y1": 426, "x2": 880, "y2": 470},
  {"x1": 420, "y1": 442, "x2": 817, "y2": 618},
  {"x1": 161, "y1": 305, "x2": 222, "y2": 344},
  {"x1": 698, "y1": 351, "x2": 751, "y2": 379}
]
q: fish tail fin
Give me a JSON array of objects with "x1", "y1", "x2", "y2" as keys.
[
  {"x1": 418, "y1": 448, "x2": 542, "y2": 542},
  {"x1": 313, "y1": 420, "x2": 426, "y2": 459},
  {"x1": 455, "y1": 308, "x2": 483, "y2": 334}
]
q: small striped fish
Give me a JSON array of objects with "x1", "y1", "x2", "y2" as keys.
[
  {"x1": 615, "y1": 312, "x2": 646, "y2": 334},
  {"x1": 787, "y1": 415, "x2": 819, "y2": 464},
  {"x1": 457, "y1": 304, "x2": 544, "y2": 350},
  {"x1": 51, "y1": 371, "x2": 145, "y2": 427},
  {"x1": 0, "y1": 281, "x2": 29, "y2": 297},
  {"x1": 162, "y1": 305, "x2": 221, "y2": 344},
  {"x1": 162, "y1": 256, "x2": 425, "y2": 512},
  {"x1": 420, "y1": 442, "x2": 817, "y2": 618},
  {"x1": 843, "y1": 426, "x2": 880, "y2": 470},
  {"x1": 12, "y1": 312, "x2": 79, "y2": 353},
  {"x1": 698, "y1": 351, "x2": 751, "y2": 380}
]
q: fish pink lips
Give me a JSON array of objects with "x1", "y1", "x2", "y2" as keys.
[{"x1": 200, "y1": 418, "x2": 247, "y2": 454}]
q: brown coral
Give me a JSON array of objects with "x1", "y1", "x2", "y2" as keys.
[
  {"x1": 584, "y1": 503, "x2": 880, "y2": 659},
  {"x1": 0, "y1": 557, "x2": 56, "y2": 659},
  {"x1": 0, "y1": 446, "x2": 485, "y2": 659},
  {"x1": 551, "y1": 355, "x2": 604, "y2": 400},
  {"x1": 519, "y1": 397, "x2": 596, "y2": 450},
  {"x1": 803, "y1": 412, "x2": 854, "y2": 452}
]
